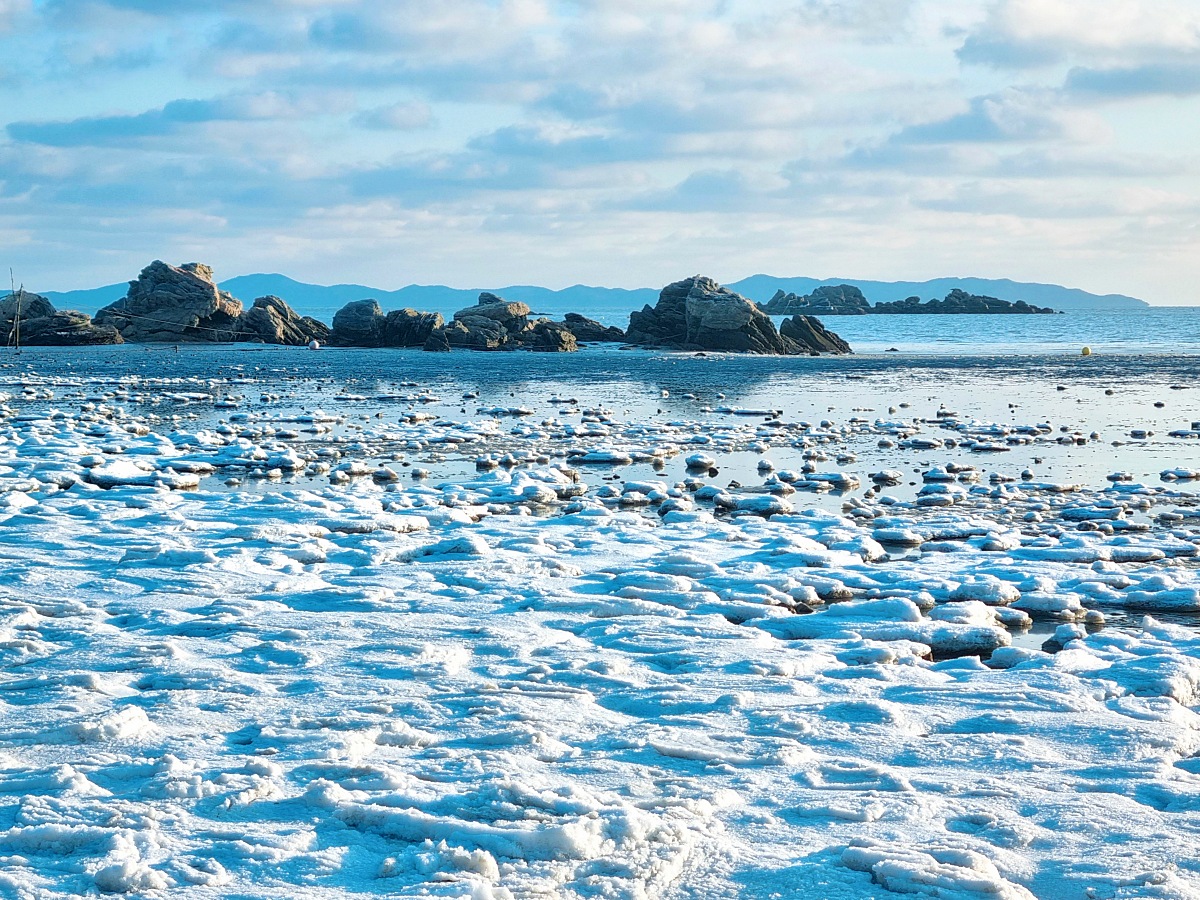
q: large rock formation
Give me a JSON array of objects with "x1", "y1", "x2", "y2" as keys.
[
  {"x1": 239, "y1": 295, "x2": 329, "y2": 346},
  {"x1": 383, "y1": 309, "x2": 444, "y2": 347},
  {"x1": 872, "y1": 289, "x2": 1058, "y2": 314},
  {"x1": 761, "y1": 285, "x2": 871, "y2": 316},
  {"x1": 527, "y1": 320, "x2": 577, "y2": 352},
  {"x1": 780, "y1": 315, "x2": 852, "y2": 354},
  {"x1": 626, "y1": 276, "x2": 850, "y2": 355},
  {"x1": 1, "y1": 291, "x2": 122, "y2": 345},
  {"x1": 561, "y1": 313, "x2": 625, "y2": 343},
  {"x1": 330, "y1": 299, "x2": 385, "y2": 346},
  {"x1": 456, "y1": 293, "x2": 530, "y2": 332},
  {"x1": 96, "y1": 261, "x2": 244, "y2": 342}
]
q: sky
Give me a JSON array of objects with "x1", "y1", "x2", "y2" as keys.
[{"x1": 0, "y1": 0, "x2": 1198, "y2": 303}]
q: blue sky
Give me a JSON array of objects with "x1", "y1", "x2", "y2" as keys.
[{"x1": 1, "y1": 0, "x2": 1198, "y2": 302}]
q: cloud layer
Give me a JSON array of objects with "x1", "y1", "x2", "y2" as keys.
[{"x1": 0, "y1": 0, "x2": 1197, "y2": 302}]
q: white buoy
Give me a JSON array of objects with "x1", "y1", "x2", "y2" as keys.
[
  {"x1": 1081, "y1": 346, "x2": 1091, "y2": 356},
  {"x1": 308, "y1": 340, "x2": 320, "y2": 350}
]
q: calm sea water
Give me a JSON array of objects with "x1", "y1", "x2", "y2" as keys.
[{"x1": 770, "y1": 307, "x2": 1200, "y2": 355}]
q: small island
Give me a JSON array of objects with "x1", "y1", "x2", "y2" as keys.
[{"x1": 761, "y1": 284, "x2": 1059, "y2": 315}]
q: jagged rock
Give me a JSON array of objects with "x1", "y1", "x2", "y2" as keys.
[
  {"x1": 626, "y1": 275, "x2": 848, "y2": 354},
  {"x1": 330, "y1": 299, "x2": 385, "y2": 346},
  {"x1": 96, "y1": 261, "x2": 243, "y2": 342},
  {"x1": 872, "y1": 289, "x2": 1057, "y2": 314},
  {"x1": 423, "y1": 329, "x2": 451, "y2": 352},
  {"x1": 440, "y1": 316, "x2": 508, "y2": 350},
  {"x1": 780, "y1": 315, "x2": 853, "y2": 355},
  {"x1": 238, "y1": 295, "x2": 329, "y2": 345},
  {"x1": 383, "y1": 309, "x2": 444, "y2": 347},
  {"x1": 762, "y1": 285, "x2": 870, "y2": 316},
  {"x1": 525, "y1": 319, "x2": 578, "y2": 352},
  {"x1": 2, "y1": 292, "x2": 123, "y2": 345},
  {"x1": 453, "y1": 293, "x2": 531, "y2": 333},
  {"x1": 562, "y1": 312, "x2": 625, "y2": 342}
]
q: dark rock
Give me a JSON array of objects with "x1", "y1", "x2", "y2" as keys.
[
  {"x1": 330, "y1": 299, "x2": 385, "y2": 346},
  {"x1": 453, "y1": 293, "x2": 530, "y2": 334},
  {"x1": 779, "y1": 315, "x2": 853, "y2": 355},
  {"x1": 383, "y1": 309, "x2": 444, "y2": 347},
  {"x1": 425, "y1": 292, "x2": 581, "y2": 352},
  {"x1": 872, "y1": 289, "x2": 1057, "y2": 314},
  {"x1": 3, "y1": 291, "x2": 123, "y2": 345},
  {"x1": 626, "y1": 275, "x2": 849, "y2": 355},
  {"x1": 96, "y1": 261, "x2": 244, "y2": 342},
  {"x1": 761, "y1": 285, "x2": 870, "y2": 316},
  {"x1": 239, "y1": 295, "x2": 329, "y2": 345},
  {"x1": 562, "y1": 312, "x2": 624, "y2": 342},
  {"x1": 0, "y1": 290, "x2": 55, "y2": 323},
  {"x1": 440, "y1": 316, "x2": 507, "y2": 350},
  {"x1": 525, "y1": 319, "x2": 578, "y2": 352}
]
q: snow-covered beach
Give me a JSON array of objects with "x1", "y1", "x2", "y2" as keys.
[{"x1": 2, "y1": 344, "x2": 1200, "y2": 898}]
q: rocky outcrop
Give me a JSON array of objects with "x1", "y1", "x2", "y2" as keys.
[
  {"x1": 438, "y1": 316, "x2": 507, "y2": 350},
  {"x1": 527, "y1": 320, "x2": 577, "y2": 352},
  {"x1": 383, "y1": 309, "x2": 444, "y2": 347},
  {"x1": 2, "y1": 291, "x2": 123, "y2": 345},
  {"x1": 780, "y1": 315, "x2": 852, "y2": 354},
  {"x1": 762, "y1": 285, "x2": 871, "y2": 316},
  {"x1": 626, "y1": 276, "x2": 850, "y2": 355},
  {"x1": 456, "y1": 293, "x2": 530, "y2": 332},
  {"x1": 872, "y1": 289, "x2": 1057, "y2": 314},
  {"x1": 421, "y1": 293, "x2": 579, "y2": 352},
  {"x1": 561, "y1": 313, "x2": 625, "y2": 343},
  {"x1": 96, "y1": 261, "x2": 243, "y2": 342},
  {"x1": 239, "y1": 295, "x2": 329, "y2": 346},
  {"x1": 330, "y1": 299, "x2": 385, "y2": 346}
]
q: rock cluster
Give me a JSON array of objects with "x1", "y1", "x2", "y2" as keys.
[
  {"x1": 417, "y1": 293, "x2": 583, "y2": 352},
  {"x1": 873, "y1": 289, "x2": 1057, "y2": 314},
  {"x1": 762, "y1": 285, "x2": 871, "y2": 316},
  {"x1": 329, "y1": 301, "x2": 448, "y2": 348},
  {"x1": 626, "y1": 276, "x2": 850, "y2": 355},
  {"x1": 1, "y1": 291, "x2": 122, "y2": 345}
]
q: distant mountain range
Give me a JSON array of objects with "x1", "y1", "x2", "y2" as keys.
[{"x1": 43, "y1": 273, "x2": 1150, "y2": 321}]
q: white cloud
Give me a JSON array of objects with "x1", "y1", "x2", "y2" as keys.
[
  {"x1": 960, "y1": 0, "x2": 1200, "y2": 68},
  {"x1": 0, "y1": 0, "x2": 1198, "y2": 302}
]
